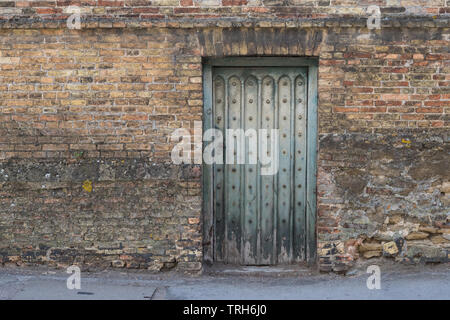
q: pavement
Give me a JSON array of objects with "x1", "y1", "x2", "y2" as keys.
[{"x1": 0, "y1": 263, "x2": 448, "y2": 300}]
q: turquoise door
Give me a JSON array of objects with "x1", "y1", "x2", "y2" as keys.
[{"x1": 209, "y1": 67, "x2": 309, "y2": 265}]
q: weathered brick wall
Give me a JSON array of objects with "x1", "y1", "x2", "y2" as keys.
[
  {"x1": 0, "y1": 27, "x2": 205, "y2": 271},
  {"x1": 0, "y1": 0, "x2": 448, "y2": 18},
  {"x1": 0, "y1": 2, "x2": 448, "y2": 272}
]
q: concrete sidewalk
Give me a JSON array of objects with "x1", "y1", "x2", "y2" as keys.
[{"x1": 0, "y1": 264, "x2": 448, "y2": 300}]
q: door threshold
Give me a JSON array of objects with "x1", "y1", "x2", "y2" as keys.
[{"x1": 203, "y1": 263, "x2": 317, "y2": 277}]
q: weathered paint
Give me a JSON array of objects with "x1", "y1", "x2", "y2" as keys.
[{"x1": 205, "y1": 60, "x2": 315, "y2": 265}]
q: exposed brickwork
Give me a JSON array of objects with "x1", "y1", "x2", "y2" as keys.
[
  {"x1": 317, "y1": 131, "x2": 449, "y2": 272},
  {"x1": 0, "y1": 0, "x2": 447, "y2": 19},
  {"x1": 0, "y1": 159, "x2": 202, "y2": 271},
  {"x1": 0, "y1": 2, "x2": 449, "y2": 272}
]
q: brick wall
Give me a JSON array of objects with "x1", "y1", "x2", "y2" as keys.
[
  {"x1": 0, "y1": 1, "x2": 448, "y2": 18},
  {"x1": 0, "y1": 2, "x2": 448, "y2": 272}
]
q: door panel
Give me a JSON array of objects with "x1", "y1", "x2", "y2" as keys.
[
  {"x1": 225, "y1": 76, "x2": 242, "y2": 264},
  {"x1": 293, "y1": 75, "x2": 307, "y2": 261},
  {"x1": 260, "y1": 75, "x2": 275, "y2": 265},
  {"x1": 211, "y1": 67, "x2": 308, "y2": 265},
  {"x1": 243, "y1": 76, "x2": 258, "y2": 265},
  {"x1": 276, "y1": 75, "x2": 292, "y2": 264},
  {"x1": 213, "y1": 76, "x2": 225, "y2": 261}
]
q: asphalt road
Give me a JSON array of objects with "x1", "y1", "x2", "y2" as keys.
[{"x1": 0, "y1": 264, "x2": 448, "y2": 300}]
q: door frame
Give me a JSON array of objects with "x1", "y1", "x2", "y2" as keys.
[{"x1": 202, "y1": 57, "x2": 318, "y2": 268}]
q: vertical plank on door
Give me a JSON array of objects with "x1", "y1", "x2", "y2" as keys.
[
  {"x1": 213, "y1": 76, "x2": 225, "y2": 261},
  {"x1": 243, "y1": 76, "x2": 258, "y2": 264},
  {"x1": 259, "y1": 75, "x2": 275, "y2": 265},
  {"x1": 294, "y1": 74, "x2": 307, "y2": 261},
  {"x1": 276, "y1": 75, "x2": 292, "y2": 264},
  {"x1": 225, "y1": 75, "x2": 242, "y2": 264}
]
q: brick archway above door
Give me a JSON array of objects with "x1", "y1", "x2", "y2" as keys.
[{"x1": 196, "y1": 28, "x2": 325, "y2": 58}]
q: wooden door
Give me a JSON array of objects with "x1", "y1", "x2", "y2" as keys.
[{"x1": 209, "y1": 66, "x2": 309, "y2": 265}]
